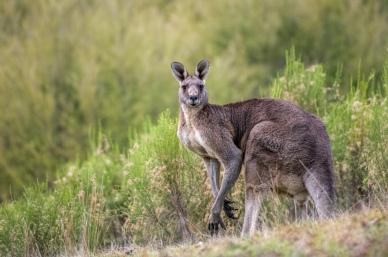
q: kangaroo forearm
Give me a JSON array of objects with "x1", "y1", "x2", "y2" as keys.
[
  {"x1": 212, "y1": 153, "x2": 242, "y2": 214},
  {"x1": 204, "y1": 158, "x2": 220, "y2": 199}
]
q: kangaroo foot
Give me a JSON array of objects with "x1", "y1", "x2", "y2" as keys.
[
  {"x1": 208, "y1": 212, "x2": 225, "y2": 236},
  {"x1": 223, "y1": 198, "x2": 238, "y2": 219}
]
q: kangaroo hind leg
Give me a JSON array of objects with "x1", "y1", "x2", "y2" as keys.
[
  {"x1": 241, "y1": 159, "x2": 268, "y2": 237},
  {"x1": 303, "y1": 166, "x2": 335, "y2": 218},
  {"x1": 241, "y1": 185, "x2": 264, "y2": 237}
]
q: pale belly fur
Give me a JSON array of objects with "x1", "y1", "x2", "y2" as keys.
[{"x1": 178, "y1": 127, "x2": 214, "y2": 158}]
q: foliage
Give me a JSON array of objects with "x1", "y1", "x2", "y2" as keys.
[
  {"x1": 0, "y1": 113, "x2": 209, "y2": 256},
  {"x1": 120, "y1": 112, "x2": 211, "y2": 245},
  {"x1": 1, "y1": 0, "x2": 388, "y2": 199},
  {"x1": 0, "y1": 153, "x2": 119, "y2": 256}
]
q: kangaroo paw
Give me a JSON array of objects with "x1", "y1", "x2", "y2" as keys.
[
  {"x1": 223, "y1": 198, "x2": 238, "y2": 219},
  {"x1": 208, "y1": 213, "x2": 225, "y2": 236}
]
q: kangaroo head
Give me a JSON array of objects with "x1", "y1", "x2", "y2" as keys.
[{"x1": 171, "y1": 59, "x2": 210, "y2": 108}]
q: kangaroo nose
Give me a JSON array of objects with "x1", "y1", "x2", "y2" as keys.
[{"x1": 190, "y1": 96, "x2": 198, "y2": 102}]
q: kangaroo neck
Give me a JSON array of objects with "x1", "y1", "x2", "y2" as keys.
[{"x1": 180, "y1": 103, "x2": 207, "y2": 126}]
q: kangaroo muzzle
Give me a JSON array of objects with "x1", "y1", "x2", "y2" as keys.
[
  {"x1": 188, "y1": 87, "x2": 200, "y2": 106},
  {"x1": 189, "y1": 95, "x2": 198, "y2": 105}
]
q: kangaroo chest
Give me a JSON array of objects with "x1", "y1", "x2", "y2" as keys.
[{"x1": 178, "y1": 124, "x2": 212, "y2": 157}]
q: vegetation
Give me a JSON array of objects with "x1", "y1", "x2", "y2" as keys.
[
  {"x1": 125, "y1": 209, "x2": 388, "y2": 257},
  {"x1": 0, "y1": 53, "x2": 387, "y2": 256},
  {"x1": 1, "y1": 0, "x2": 388, "y2": 199}
]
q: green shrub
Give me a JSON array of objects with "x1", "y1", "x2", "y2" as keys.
[
  {"x1": 0, "y1": 150, "x2": 124, "y2": 256},
  {"x1": 119, "y1": 112, "x2": 210, "y2": 245}
]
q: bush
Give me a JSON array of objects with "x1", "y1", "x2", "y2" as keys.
[{"x1": 120, "y1": 112, "x2": 210, "y2": 245}]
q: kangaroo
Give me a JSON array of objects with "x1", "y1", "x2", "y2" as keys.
[{"x1": 171, "y1": 59, "x2": 335, "y2": 236}]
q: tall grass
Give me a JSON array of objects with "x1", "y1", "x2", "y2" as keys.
[
  {"x1": 120, "y1": 113, "x2": 210, "y2": 245},
  {"x1": 0, "y1": 155, "x2": 117, "y2": 256}
]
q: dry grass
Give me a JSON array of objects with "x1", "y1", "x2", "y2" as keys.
[{"x1": 103, "y1": 208, "x2": 387, "y2": 257}]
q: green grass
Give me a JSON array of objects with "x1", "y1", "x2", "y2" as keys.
[{"x1": 0, "y1": 56, "x2": 387, "y2": 256}]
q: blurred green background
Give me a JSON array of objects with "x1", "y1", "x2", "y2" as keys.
[{"x1": 0, "y1": 0, "x2": 387, "y2": 200}]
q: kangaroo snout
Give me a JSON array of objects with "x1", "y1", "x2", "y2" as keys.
[
  {"x1": 188, "y1": 86, "x2": 199, "y2": 106},
  {"x1": 189, "y1": 95, "x2": 198, "y2": 105}
]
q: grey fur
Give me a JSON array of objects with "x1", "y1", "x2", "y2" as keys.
[{"x1": 171, "y1": 59, "x2": 335, "y2": 236}]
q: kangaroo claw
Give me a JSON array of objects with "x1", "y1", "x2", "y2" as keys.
[{"x1": 208, "y1": 213, "x2": 225, "y2": 236}]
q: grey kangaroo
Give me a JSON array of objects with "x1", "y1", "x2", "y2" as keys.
[{"x1": 171, "y1": 59, "x2": 335, "y2": 236}]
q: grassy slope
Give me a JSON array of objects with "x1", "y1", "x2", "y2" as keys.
[{"x1": 102, "y1": 209, "x2": 388, "y2": 257}]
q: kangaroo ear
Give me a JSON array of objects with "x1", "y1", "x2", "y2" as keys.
[
  {"x1": 195, "y1": 59, "x2": 210, "y2": 80},
  {"x1": 171, "y1": 61, "x2": 188, "y2": 83}
]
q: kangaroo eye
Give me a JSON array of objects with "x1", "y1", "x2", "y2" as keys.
[
  {"x1": 198, "y1": 84, "x2": 204, "y2": 90},
  {"x1": 181, "y1": 85, "x2": 187, "y2": 90}
]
